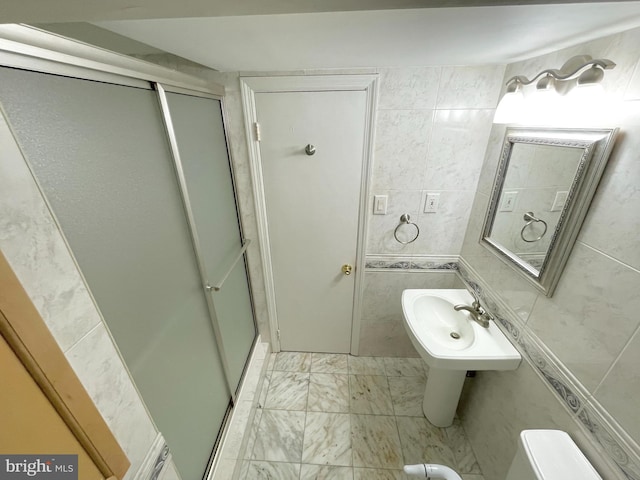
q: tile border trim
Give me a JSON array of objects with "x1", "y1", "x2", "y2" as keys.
[
  {"x1": 133, "y1": 434, "x2": 173, "y2": 480},
  {"x1": 458, "y1": 258, "x2": 640, "y2": 480},
  {"x1": 365, "y1": 254, "x2": 459, "y2": 272}
]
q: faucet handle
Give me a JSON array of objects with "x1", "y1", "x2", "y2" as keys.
[
  {"x1": 470, "y1": 288, "x2": 480, "y2": 301},
  {"x1": 467, "y1": 288, "x2": 481, "y2": 307}
]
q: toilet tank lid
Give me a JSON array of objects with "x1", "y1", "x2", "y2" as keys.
[{"x1": 520, "y1": 430, "x2": 602, "y2": 480}]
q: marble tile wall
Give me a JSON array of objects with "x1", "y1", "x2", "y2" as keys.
[
  {"x1": 367, "y1": 65, "x2": 504, "y2": 260},
  {"x1": 359, "y1": 269, "x2": 460, "y2": 357},
  {"x1": 359, "y1": 64, "x2": 504, "y2": 356},
  {"x1": 0, "y1": 109, "x2": 160, "y2": 479},
  {"x1": 458, "y1": 26, "x2": 640, "y2": 480}
]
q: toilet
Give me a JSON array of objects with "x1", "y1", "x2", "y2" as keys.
[
  {"x1": 507, "y1": 429, "x2": 602, "y2": 480},
  {"x1": 405, "y1": 429, "x2": 602, "y2": 479}
]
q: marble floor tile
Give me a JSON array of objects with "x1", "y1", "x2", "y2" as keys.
[
  {"x1": 396, "y1": 416, "x2": 455, "y2": 466},
  {"x1": 302, "y1": 412, "x2": 352, "y2": 466},
  {"x1": 246, "y1": 354, "x2": 483, "y2": 479},
  {"x1": 301, "y1": 465, "x2": 353, "y2": 480},
  {"x1": 383, "y1": 357, "x2": 426, "y2": 377},
  {"x1": 252, "y1": 410, "x2": 305, "y2": 462},
  {"x1": 445, "y1": 418, "x2": 482, "y2": 474},
  {"x1": 308, "y1": 373, "x2": 350, "y2": 413},
  {"x1": 348, "y1": 356, "x2": 386, "y2": 375},
  {"x1": 353, "y1": 469, "x2": 410, "y2": 480},
  {"x1": 351, "y1": 414, "x2": 403, "y2": 469},
  {"x1": 350, "y1": 375, "x2": 394, "y2": 415},
  {"x1": 244, "y1": 461, "x2": 301, "y2": 479},
  {"x1": 264, "y1": 371, "x2": 309, "y2": 410},
  {"x1": 388, "y1": 376, "x2": 426, "y2": 417},
  {"x1": 274, "y1": 352, "x2": 312, "y2": 372},
  {"x1": 311, "y1": 353, "x2": 349, "y2": 373}
]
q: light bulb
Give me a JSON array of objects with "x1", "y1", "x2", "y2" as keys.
[{"x1": 494, "y1": 90, "x2": 524, "y2": 124}]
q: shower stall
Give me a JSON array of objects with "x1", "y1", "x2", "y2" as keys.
[{"x1": 0, "y1": 27, "x2": 256, "y2": 480}]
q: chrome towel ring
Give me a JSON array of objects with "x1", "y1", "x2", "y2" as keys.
[
  {"x1": 520, "y1": 212, "x2": 548, "y2": 243},
  {"x1": 394, "y1": 213, "x2": 420, "y2": 244}
]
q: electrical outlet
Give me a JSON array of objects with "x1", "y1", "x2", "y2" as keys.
[
  {"x1": 424, "y1": 193, "x2": 440, "y2": 213},
  {"x1": 500, "y1": 191, "x2": 518, "y2": 212}
]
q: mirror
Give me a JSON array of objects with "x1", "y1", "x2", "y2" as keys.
[{"x1": 481, "y1": 127, "x2": 618, "y2": 296}]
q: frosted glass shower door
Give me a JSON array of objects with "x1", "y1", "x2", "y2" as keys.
[
  {"x1": 0, "y1": 67, "x2": 230, "y2": 480},
  {"x1": 162, "y1": 90, "x2": 256, "y2": 392}
]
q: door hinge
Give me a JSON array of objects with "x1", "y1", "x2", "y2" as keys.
[
  {"x1": 254, "y1": 122, "x2": 261, "y2": 142},
  {"x1": 276, "y1": 329, "x2": 281, "y2": 341}
]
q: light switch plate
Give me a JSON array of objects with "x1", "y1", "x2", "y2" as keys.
[{"x1": 373, "y1": 195, "x2": 388, "y2": 215}]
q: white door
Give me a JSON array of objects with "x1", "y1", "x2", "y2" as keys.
[{"x1": 255, "y1": 90, "x2": 367, "y2": 353}]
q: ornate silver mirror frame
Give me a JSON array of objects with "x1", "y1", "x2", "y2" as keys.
[{"x1": 481, "y1": 127, "x2": 618, "y2": 296}]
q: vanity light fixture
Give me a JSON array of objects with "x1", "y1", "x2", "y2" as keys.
[
  {"x1": 504, "y1": 55, "x2": 615, "y2": 94},
  {"x1": 494, "y1": 55, "x2": 615, "y2": 124}
]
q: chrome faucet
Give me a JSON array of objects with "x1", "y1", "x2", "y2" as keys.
[{"x1": 453, "y1": 289, "x2": 492, "y2": 328}]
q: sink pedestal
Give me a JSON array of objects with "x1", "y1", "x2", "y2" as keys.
[
  {"x1": 402, "y1": 289, "x2": 522, "y2": 428},
  {"x1": 423, "y1": 368, "x2": 467, "y2": 427}
]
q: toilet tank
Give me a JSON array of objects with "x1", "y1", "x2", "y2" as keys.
[{"x1": 506, "y1": 430, "x2": 602, "y2": 480}]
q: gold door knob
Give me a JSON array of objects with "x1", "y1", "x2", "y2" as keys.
[{"x1": 342, "y1": 264, "x2": 353, "y2": 275}]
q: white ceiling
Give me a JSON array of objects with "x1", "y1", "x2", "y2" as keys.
[
  {"x1": 8, "y1": 0, "x2": 640, "y2": 24},
  {"x1": 92, "y1": 3, "x2": 640, "y2": 71}
]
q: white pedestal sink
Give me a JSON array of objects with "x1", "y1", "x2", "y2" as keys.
[{"x1": 401, "y1": 289, "x2": 521, "y2": 427}]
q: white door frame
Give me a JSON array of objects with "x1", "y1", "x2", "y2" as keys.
[{"x1": 240, "y1": 74, "x2": 378, "y2": 354}]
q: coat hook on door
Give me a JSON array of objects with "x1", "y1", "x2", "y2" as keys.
[{"x1": 305, "y1": 144, "x2": 316, "y2": 156}]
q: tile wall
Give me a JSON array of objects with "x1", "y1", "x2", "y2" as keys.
[
  {"x1": 360, "y1": 65, "x2": 504, "y2": 355},
  {"x1": 367, "y1": 65, "x2": 503, "y2": 258},
  {"x1": 359, "y1": 268, "x2": 460, "y2": 357},
  {"x1": 459, "y1": 26, "x2": 640, "y2": 480}
]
